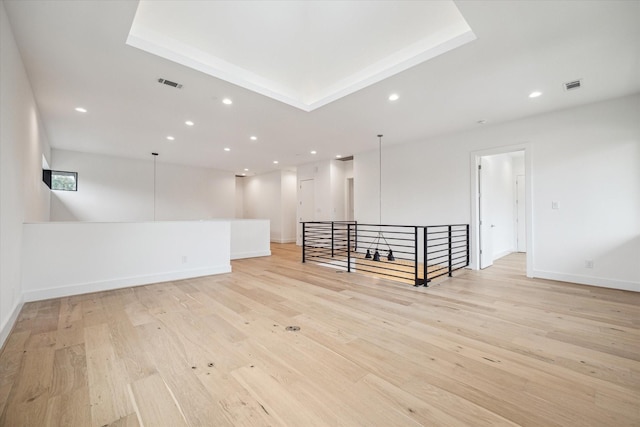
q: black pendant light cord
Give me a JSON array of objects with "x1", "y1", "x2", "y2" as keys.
[
  {"x1": 364, "y1": 135, "x2": 395, "y2": 262},
  {"x1": 378, "y1": 134, "x2": 382, "y2": 226}
]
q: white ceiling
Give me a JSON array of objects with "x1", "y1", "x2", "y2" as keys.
[
  {"x1": 127, "y1": 1, "x2": 475, "y2": 111},
  {"x1": 4, "y1": 0, "x2": 640, "y2": 177}
]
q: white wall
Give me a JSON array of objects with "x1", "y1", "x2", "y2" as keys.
[
  {"x1": 355, "y1": 94, "x2": 640, "y2": 291},
  {"x1": 532, "y1": 98, "x2": 639, "y2": 291},
  {"x1": 296, "y1": 160, "x2": 335, "y2": 220},
  {"x1": 50, "y1": 149, "x2": 235, "y2": 221},
  {"x1": 235, "y1": 176, "x2": 245, "y2": 218},
  {"x1": 344, "y1": 159, "x2": 354, "y2": 179},
  {"x1": 1, "y1": 1, "x2": 51, "y2": 346},
  {"x1": 296, "y1": 159, "x2": 350, "y2": 244},
  {"x1": 21, "y1": 221, "x2": 231, "y2": 301},
  {"x1": 243, "y1": 170, "x2": 281, "y2": 240},
  {"x1": 157, "y1": 162, "x2": 235, "y2": 220},
  {"x1": 512, "y1": 152, "x2": 525, "y2": 176},
  {"x1": 230, "y1": 219, "x2": 271, "y2": 259},
  {"x1": 281, "y1": 170, "x2": 298, "y2": 243},
  {"x1": 243, "y1": 170, "x2": 296, "y2": 243},
  {"x1": 331, "y1": 161, "x2": 346, "y2": 221}
]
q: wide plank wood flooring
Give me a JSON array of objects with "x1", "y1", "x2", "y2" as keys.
[{"x1": 1, "y1": 244, "x2": 639, "y2": 426}]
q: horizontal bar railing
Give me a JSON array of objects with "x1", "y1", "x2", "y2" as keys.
[{"x1": 302, "y1": 221, "x2": 469, "y2": 286}]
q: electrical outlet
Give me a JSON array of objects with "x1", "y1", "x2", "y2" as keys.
[
  {"x1": 552, "y1": 201, "x2": 559, "y2": 210},
  {"x1": 585, "y1": 260, "x2": 594, "y2": 269},
  {"x1": 182, "y1": 256, "x2": 188, "y2": 264}
]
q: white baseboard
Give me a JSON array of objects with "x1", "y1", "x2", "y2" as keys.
[
  {"x1": 0, "y1": 295, "x2": 24, "y2": 351},
  {"x1": 532, "y1": 270, "x2": 639, "y2": 292},
  {"x1": 271, "y1": 238, "x2": 296, "y2": 244},
  {"x1": 22, "y1": 265, "x2": 232, "y2": 302},
  {"x1": 493, "y1": 249, "x2": 515, "y2": 261},
  {"x1": 231, "y1": 250, "x2": 271, "y2": 260}
]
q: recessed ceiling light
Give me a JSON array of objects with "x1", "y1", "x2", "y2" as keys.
[
  {"x1": 529, "y1": 91, "x2": 542, "y2": 98},
  {"x1": 244, "y1": 168, "x2": 249, "y2": 171},
  {"x1": 241, "y1": 173, "x2": 246, "y2": 176},
  {"x1": 75, "y1": 107, "x2": 87, "y2": 113},
  {"x1": 222, "y1": 98, "x2": 233, "y2": 105},
  {"x1": 336, "y1": 155, "x2": 342, "y2": 158},
  {"x1": 388, "y1": 93, "x2": 399, "y2": 101},
  {"x1": 310, "y1": 150, "x2": 317, "y2": 155},
  {"x1": 185, "y1": 120, "x2": 194, "y2": 126},
  {"x1": 250, "y1": 136, "x2": 257, "y2": 141},
  {"x1": 273, "y1": 160, "x2": 279, "y2": 164},
  {"x1": 166, "y1": 136, "x2": 175, "y2": 141},
  {"x1": 224, "y1": 147, "x2": 231, "y2": 152}
]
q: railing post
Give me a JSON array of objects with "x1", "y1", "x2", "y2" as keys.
[
  {"x1": 347, "y1": 224, "x2": 352, "y2": 272},
  {"x1": 302, "y1": 222, "x2": 306, "y2": 263},
  {"x1": 331, "y1": 221, "x2": 335, "y2": 257},
  {"x1": 423, "y1": 226, "x2": 429, "y2": 286},
  {"x1": 354, "y1": 221, "x2": 358, "y2": 251},
  {"x1": 413, "y1": 226, "x2": 419, "y2": 286},
  {"x1": 466, "y1": 224, "x2": 470, "y2": 267},
  {"x1": 448, "y1": 225, "x2": 453, "y2": 277}
]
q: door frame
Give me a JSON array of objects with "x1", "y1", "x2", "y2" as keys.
[
  {"x1": 515, "y1": 174, "x2": 526, "y2": 252},
  {"x1": 478, "y1": 156, "x2": 494, "y2": 269},
  {"x1": 297, "y1": 178, "x2": 315, "y2": 245},
  {"x1": 470, "y1": 143, "x2": 533, "y2": 277}
]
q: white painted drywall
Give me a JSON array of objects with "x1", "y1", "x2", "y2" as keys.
[
  {"x1": 230, "y1": 219, "x2": 271, "y2": 259},
  {"x1": 21, "y1": 221, "x2": 231, "y2": 301},
  {"x1": 355, "y1": 94, "x2": 640, "y2": 291},
  {"x1": 156, "y1": 162, "x2": 235, "y2": 220},
  {"x1": 512, "y1": 152, "x2": 525, "y2": 176},
  {"x1": 243, "y1": 170, "x2": 297, "y2": 243},
  {"x1": 235, "y1": 176, "x2": 245, "y2": 218},
  {"x1": 331, "y1": 161, "x2": 346, "y2": 221},
  {"x1": 344, "y1": 159, "x2": 354, "y2": 179},
  {"x1": 281, "y1": 170, "x2": 298, "y2": 243},
  {"x1": 243, "y1": 170, "x2": 282, "y2": 241},
  {"x1": 297, "y1": 160, "x2": 332, "y2": 220},
  {"x1": 50, "y1": 149, "x2": 235, "y2": 222},
  {"x1": 343, "y1": 159, "x2": 354, "y2": 221},
  {"x1": 1, "y1": 2, "x2": 52, "y2": 347},
  {"x1": 356, "y1": 138, "x2": 468, "y2": 226},
  {"x1": 296, "y1": 159, "x2": 350, "y2": 244}
]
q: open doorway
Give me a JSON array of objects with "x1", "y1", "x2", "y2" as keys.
[{"x1": 471, "y1": 145, "x2": 532, "y2": 277}]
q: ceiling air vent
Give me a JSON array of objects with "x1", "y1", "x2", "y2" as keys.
[
  {"x1": 158, "y1": 78, "x2": 182, "y2": 89},
  {"x1": 564, "y1": 79, "x2": 582, "y2": 91},
  {"x1": 336, "y1": 155, "x2": 354, "y2": 161}
]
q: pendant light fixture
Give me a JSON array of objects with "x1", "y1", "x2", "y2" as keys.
[{"x1": 364, "y1": 135, "x2": 395, "y2": 262}]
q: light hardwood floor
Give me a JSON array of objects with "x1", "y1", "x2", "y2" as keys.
[{"x1": 1, "y1": 244, "x2": 638, "y2": 426}]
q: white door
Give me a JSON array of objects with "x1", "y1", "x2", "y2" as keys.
[
  {"x1": 479, "y1": 161, "x2": 494, "y2": 269},
  {"x1": 516, "y1": 174, "x2": 526, "y2": 252},
  {"x1": 298, "y1": 179, "x2": 315, "y2": 243}
]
